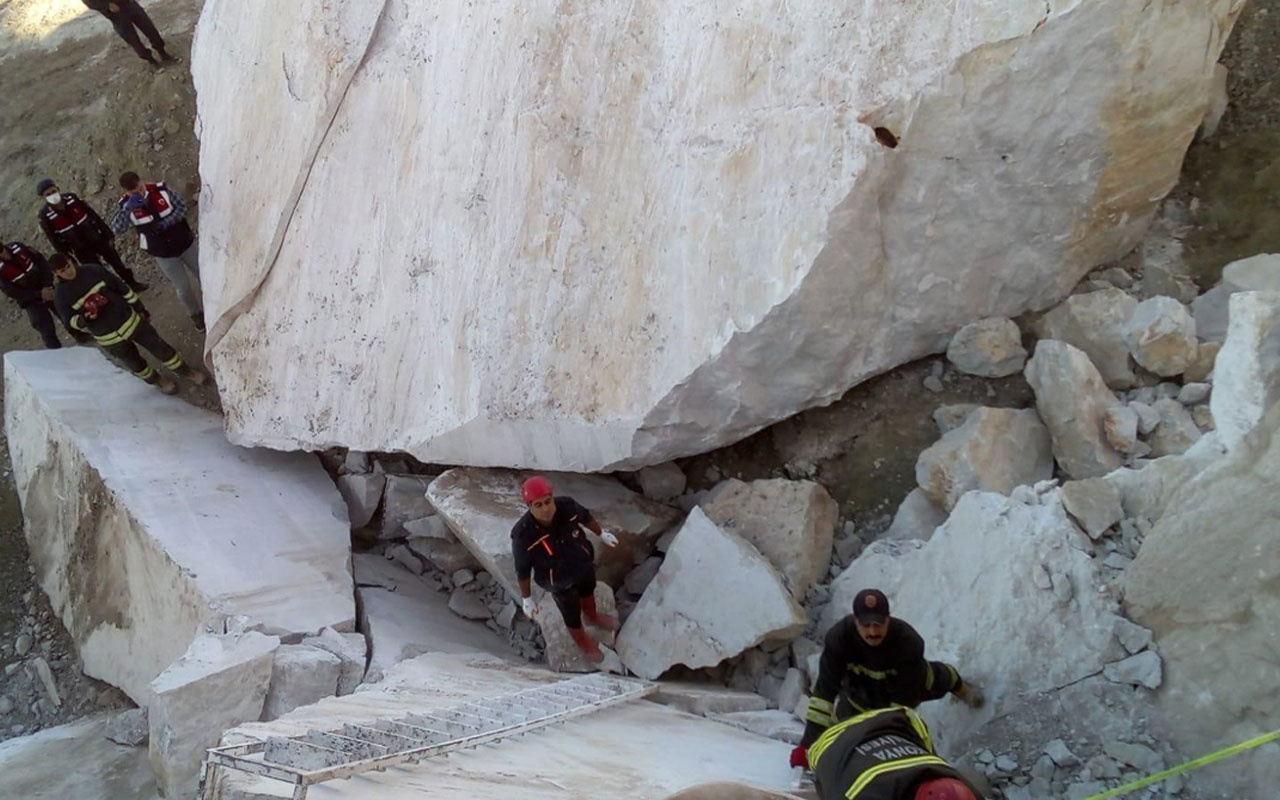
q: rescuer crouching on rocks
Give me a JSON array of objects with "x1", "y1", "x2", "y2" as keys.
[{"x1": 510, "y1": 475, "x2": 620, "y2": 664}]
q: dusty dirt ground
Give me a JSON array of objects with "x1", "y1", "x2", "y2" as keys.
[
  {"x1": 0, "y1": 0, "x2": 1277, "y2": 754},
  {"x1": 0, "y1": 0, "x2": 206, "y2": 740}
]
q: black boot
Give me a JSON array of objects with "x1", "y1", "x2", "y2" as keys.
[
  {"x1": 191, "y1": 312, "x2": 206, "y2": 333},
  {"x1": 127, "y1": 277, "x2": 150, "y2": 292},
  {"x1": 158, "y1": 49, "x2": 179, "y2": 64}
]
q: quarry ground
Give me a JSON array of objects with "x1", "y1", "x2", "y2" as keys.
[{"x1": 0, "y1": 0, "x2": 1277, "y2": 748}]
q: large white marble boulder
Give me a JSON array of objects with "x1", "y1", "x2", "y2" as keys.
[
  {"x1": 2, "y1": 350, "x2": 355, "y2": 704},
  {"x1": 1209, "y1": 291, "x2": 1280, "y2": 450},
  {"x1": 1024, "y1": 340, "x2": 1127, "y2": 478},
  {"x1": 193, "y1": 0, "x2": 1241, "y2": 471},
  {"x1": 148, "y1": 631, "x2": 279, "y2": 799},
  {"x1": 914, "y1": 407, "x2": 1053, "y2": 511},
  {"x1": 1126, "y1": 403, "x2": 1280, "y2": 798},
  {"x1": 824, "y1": 490, "x2": 1129, "y2": 750},
  {"x1": 699, "y1": 478, "x2": 838, "y2": 598},
  {"x1": 425, "y1": 468, "x2": 680, "y2": 596},
  {"x1": 1034, "y1": 288, "x2": 1139, "y2": 389},
  {"x1": 615, "y1": 508, "x2": 805, "y2": 680}
]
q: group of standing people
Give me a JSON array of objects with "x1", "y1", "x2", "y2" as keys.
[
  {"x1": 512, "y1": 478, "x2": 988, "y2": 800},
  {"x1": 2, "y1": 172, "x2": 206, "y2": 394}
]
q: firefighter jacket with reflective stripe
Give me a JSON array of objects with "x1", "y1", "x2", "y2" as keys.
[
  {"x1": 510, "y1": 497, "x2": 597, "y2": 592},
  {"x1": 111, "y1": 182, "x2": 194, "y2": 258},
  {"x1": 38, "y1": 193, "x2": 114, "y2": 257},
  {"x1": 809, "y1": 706, "x2": 981, "y2": 800},
  {"x1": 53, "y1": 263, "x2": 144, "y2": 345},
  {"x1": 0, "y1": 242, "x2": 53, "y2": 308},
  {"x1": 802, "y1": 617, "x2": 939, "y2": 747}
]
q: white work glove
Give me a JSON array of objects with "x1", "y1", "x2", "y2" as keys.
[
  {"x1": 521, "y1": 596, "x2": 538, "y2": 619},
  {"x1": 599, "y1": 531, "x2": 619, "y2": 548}
]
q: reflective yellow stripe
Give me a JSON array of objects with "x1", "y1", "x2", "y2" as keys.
[
  {"x1": 925, "y1": 662, "x2": 934, "y2": 690},
  {"x1": 809, "y1": 706, "x2": 903, "y2": 770},
  {"x1": 122, "y1": 289, "x2": 138, "y2": 303},
  {"x1": 806, "y1": 696, "x2": 836, "y2": 726},
  {"x1": 849, "y1": 664, "x2": 891, "y2": 680},
  {"x1": 845, "y1": 755, "x2": 949, "y2": 799},
  {"x1": 93, "y1": 311, "x2": 141, "y2": 345},
  {"x1": 905, "y1": 708, "x2": 932, "y2": 752},
  {"x1": 809, "y1": 706, "x2": 935, "y2": 772},
  {"x1": 135, "y1": 364, "x2": 156, "y2": 380},
  {"x1": 161, "y1": 354, "x2": 183, "y2": 370},
  {"x1": 72, "y1": 280, "x2": 106, "y2": 310}
]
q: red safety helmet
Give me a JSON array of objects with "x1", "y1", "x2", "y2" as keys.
[
  {"x1": 521, "y1": 476, "x2": 553, "y2": 504},
  {"x1": 914, "y1": 778, "x2": 976, "y2": 800}
]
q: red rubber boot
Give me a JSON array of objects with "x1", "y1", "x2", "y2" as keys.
[
  {"x1": 581, "y1": 595, "x2": 619, "y2": 632},
  {"x1": 568, "y1": 627, "x2": 604, "y2": 663}
]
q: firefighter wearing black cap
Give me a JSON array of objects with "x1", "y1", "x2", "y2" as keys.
[
  {"x1": 792, "y1": 589, "x2": 983, "y2": 770},
  {"x1": 808, "y1": 705, "x2": 982, "y2": 800},
  {"x1": 36, "y1": 178, "x2": 147, "y2": 292},
  {"x1": 0, "y1": 241, "x2": 86, "y2": 349},
  {"x1": 50, "y1": 253, "x2": 206, "y2": 395},
  {"x1": 511, "y1": 475, "x2": 620, "y2": 664}
]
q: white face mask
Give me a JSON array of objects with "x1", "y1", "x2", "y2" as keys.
[{"x1": 44, "y1": 192, "x2": 62, "y2": 205}]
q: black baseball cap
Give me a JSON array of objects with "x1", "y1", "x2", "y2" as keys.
[{"x1": 853, "y1": 589, "x2": 890, "y2": 623}]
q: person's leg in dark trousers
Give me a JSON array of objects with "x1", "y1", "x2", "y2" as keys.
[
  {"x1": 110, "y1": 14, "x2": 158, "y2": 63},
  {"x1": 129, "y1": 320, "x2": 185, "y2": 372},
  {"x1": 103, "y1": 337, "x2": 153, "y2": 379},
  {"x1": 92, "y1": 240, "x2": 146, "y2": 290},
  {"x1": 921, "y1": 660, "x2": 963, "y2": 702},
  {"x1": 122, "y1": 3, "x2": 170, "y2": 59},
  {"x1": 24, "y1": 304, "x2": 61, "y2": 349},
  {"x1": 104, "y1": 329, "x2": 180, "y2": 392}
]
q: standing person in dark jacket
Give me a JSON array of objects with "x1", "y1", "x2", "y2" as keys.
[
  {"x1": 792, "y1": 590, "x2": 983, "y2": 770},
  {"x1": 37, "y1": 178, "x2": 148, "y2": 292},
  {"x1": 50, "y1": 254, "x2": 206, "y2": 394},
  {"x1": 0, "y1": 241, "x2": 86, "y2": 349},
  {"x1": 80, "y1": 0, "x2": 176, "y2": 68},
  {"x1": 511, "y1": 475, "x2": 620, "y2": 664},
  {"x1": 110, "y1": 171, "x2": 204, "y2": 332},
  {"x1": 808, "y1": 705, "x2": 982, "y2": 800}
]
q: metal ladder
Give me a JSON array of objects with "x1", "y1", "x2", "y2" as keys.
[{"x1": 199, "y1": 672, "x2": 655, "y2": 800}]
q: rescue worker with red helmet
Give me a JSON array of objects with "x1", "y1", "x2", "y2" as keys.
[
  {"x1": 808, "y1": 705, "x2": 982, "y2": 800},
  {"x1": 510, "y1": 475, "x2": 620, "y2": 664}
]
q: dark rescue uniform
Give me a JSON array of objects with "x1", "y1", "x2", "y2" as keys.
[
  {"x1": 1, "y1": 242, "x2": 75, "y2": 349},
  {"x1": 511, "y1": 496, "x2": 598, "y2": 629},
  {"x1": 38, "y1": 192, "x2": 140, "y2": 286},
  {"x1": 53, "y1": 263, "x2": 182, "y2": 382},
  {"x1": 802, "y1": 617, "x2": 962, "y2": 747},
  {"x1": 81, "y1": 0, "x2": 168, "y2": 63},
  {"x1": 809, "y1": 706, "x2": 983, "y2": 800}
]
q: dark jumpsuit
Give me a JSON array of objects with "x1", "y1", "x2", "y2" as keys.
[{"x1": 511, "y1": 496, "x2": 599, "y2": 628}]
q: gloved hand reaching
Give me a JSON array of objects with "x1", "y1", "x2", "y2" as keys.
[
  {"x1": 790, "y1": 745, "x2": 809, "y2": 770},
  {"x1": 599, "y1": 531, "x2": 619, "y2": 547},
  {"x1": 521, "y1": 596, "x2": 538, "y2": 619}
]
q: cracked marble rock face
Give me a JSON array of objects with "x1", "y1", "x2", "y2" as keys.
[{"x1": 193, "y1": 0, "x2": 1244, "y2": 470}]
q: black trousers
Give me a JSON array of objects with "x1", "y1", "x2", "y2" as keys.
[
  {"x1": 24, "y1": 302, "x2": 62, "y2": 349},
  {"x1": 109, "y1": 2, "x2": 166, "y2": 61},
  {"x1": 103, "y1": 319, "x2": 183, "y2": 381},
  {"x1": 71, "y1": 240, "x2": 140, "y2": 286},
  {"x1": 548, "y1": 567, "x2": 596, "y2": 630}
]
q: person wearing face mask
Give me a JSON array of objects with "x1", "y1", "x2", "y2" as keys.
[
  {"x1": 80, "y1": 0, "x2": 176, "y2": 69},
  {"x1": 37, "y1": 178, "x2": 148, "y2": 293},
  {"x1": 110, "y1": 171, "x2": 204, "y2": 332},
  {"x1": 790, "y1": 590, "x2": 983, "y2": 772}
]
